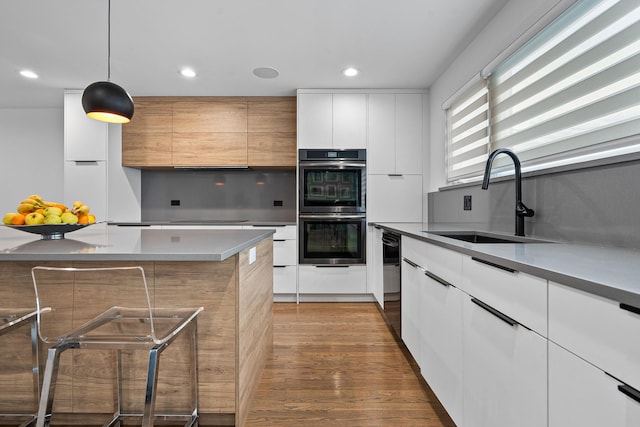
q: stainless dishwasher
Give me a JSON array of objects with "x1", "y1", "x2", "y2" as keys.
[{"x1": 381, "y1": 230, "x2": 401, "y2": 337}]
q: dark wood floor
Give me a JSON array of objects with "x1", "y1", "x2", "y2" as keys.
[{"x1": 244, "y1": 302, "x2": 455, "y2": 426}]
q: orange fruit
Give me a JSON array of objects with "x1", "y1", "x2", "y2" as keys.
[
  {"x1": 35, "y1": 208, "x2": 45, "y2": 215},
  {"x1": 11, "y1": 214, "x2": 25, "y2": 225},
  {"x1": 78, "y1": 215, "x2": 89, "y2": 225}
]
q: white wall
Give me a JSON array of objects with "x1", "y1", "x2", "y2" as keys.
[
  {"x1": 107, "y1": 123, "x2": 141, "y2": 222},
  {"x1": 0, "y1": 108, "x2": 64, "y2": 215},
  {"x1": 427, "y1": 0, "x2": 577, "y2": 191}
]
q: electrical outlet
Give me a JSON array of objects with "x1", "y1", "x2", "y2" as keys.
[
  {"x1": 273, "y1": 200, "x2": 283, "y2": 207},
  {"x1": 171, "y1": 200, "x2": 180, "y2": 206},
  {"x1": 463, "y1": 195, "x2": 472, "y2": 211}
]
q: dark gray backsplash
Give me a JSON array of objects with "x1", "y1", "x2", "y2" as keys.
[
  {"x1": 429, "y1": 158, "x2": 640, "y2": 249},
  {"x1": 141, "y1": 169, "x2": 296, "y2": 222}
]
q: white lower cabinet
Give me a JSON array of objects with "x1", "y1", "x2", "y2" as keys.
[
  {"x1": 420, "y1": 275, "x2": 463, "y2": 426},
  {"x1": 273, "y1": 265, "x2": 297, "y2": 294},
  {"x1": 298, "y1": 265, "x2": 366, "y2": 294},
  {"x1": 549, "y1": 341, "x2": 640, "y2": 427},
  {"x1": 401, "y1": 254, "x2": 423, "y2": 362},
  {"x1": 462, "y1": 294, "x2": 547, "y2": 427}
]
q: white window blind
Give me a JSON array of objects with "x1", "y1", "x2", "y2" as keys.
[
  {"x1": 489, "y1": 0, "x2": 640, "y2": 168},
  {"x1": 446, "y1": 79, "x2": 489, "y2": 181}
]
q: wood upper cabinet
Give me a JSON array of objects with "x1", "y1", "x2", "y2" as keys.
[
  {"x1": 247, "y1": 97, "x2": 296, "y2": 167},
  {"x1": 173, "y1": 98, "x2": 248, "y2": 167},
  {"x1": 122, "y1": 98, "x2": 172, "y2": 167},
  {"x1": 121, "y1": 97, "x2": 296, "y2": 168}
]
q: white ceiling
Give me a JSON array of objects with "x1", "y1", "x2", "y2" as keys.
[{"x1": 1, "y1": 0, "x2": 508, "y2": 109}]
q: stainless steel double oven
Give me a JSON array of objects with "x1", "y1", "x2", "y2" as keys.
[{"x1": 298, "y1": 149, "x2": 366, "y2": 265}]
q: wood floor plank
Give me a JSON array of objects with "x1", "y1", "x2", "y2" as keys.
[{"x1": 244, "y1": 302, "x2": 456, "y2": 427}]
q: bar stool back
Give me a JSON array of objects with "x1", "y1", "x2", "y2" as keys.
[{"x1": 31, "y1": 266, "x2": 203, "y2": 427}]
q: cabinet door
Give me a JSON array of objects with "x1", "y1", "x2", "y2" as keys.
[
  {"x1": 64, "y1": 90, "x2": 107, "y2": 161},
  {"x1": 420, "y1": 276, "x2": 463, "y2": 426},
  {"x1": 367, "y1": 174, "x2": 422, "y2": 222},
  {"x1": 367, "y1": 94, "x2": 396, "y2": 174},
  {"x1": 63, "y1": 160, "x2": 107, "y2": 221},
  {"x1": 549, "y1": 281, "x2": 640, "y2": 391},
  {"x1": 247, "y1": 97, "x2": 297, "y2": 167},
  {"x1": 549, "y1": 341, "x2": 640, "y2": 427},
  {"x1": 462, "y1": 294, "x2": 547, "y2": 427},
  {"x1": 367, "y1": 226, "x2": 384, "y2": 306},
  {"x1": 395, "y1": 93, "x2": 423, "y2": 175},
  {"x1": 173, "y1": 99, "x2": 248, "y2": 166},
  {"x1": 121, "y1": 98, "x2": 172, "y2": 167},
  {"x1": 401, "y1": 256, "x2": 423, "y2": 364},
  {"x1": 297, "y1": 93, "x2": 332, "y2": 149},
  {"x1": 298, "y1": 265, "x2": 366, "y2": 294},
  {"x1": 332, "y1": 94, "x2": 367, "y2": 149},
  {"x1": 273, "y1": 265, "x2": 297, "y2": 294}
]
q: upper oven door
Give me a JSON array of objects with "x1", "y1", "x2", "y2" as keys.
[{"x1": 298, "y1": 162, "x2": 366, "y2": 214}]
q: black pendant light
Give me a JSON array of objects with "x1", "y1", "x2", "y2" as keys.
[{"x1": 82, "y1": 0, "x2": 134, "y2": 124}]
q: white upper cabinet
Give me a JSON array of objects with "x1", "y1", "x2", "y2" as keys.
[
  {"x1": 297, "y1": 91, "x2": 366, "y2": 149},
  {"x1": 64, "y1": 90, "x2": 108, "y2": 161},
  {"x1": 368, "y1": 93, "x2": 423, "y2": 175},
  {"x1": 332, "y1": 93, "x2": 367, "y2": 148}
]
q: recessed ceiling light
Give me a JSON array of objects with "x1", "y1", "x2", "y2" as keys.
[
  {"x1": 343, "y1": 67, "x2": 359, "y2": 77},
  {"x1": 179, "y1": 67, "x2": 197, "y2": 78},
  {"x1": 19, "y1": 69, "x2": 38, "y2": 79},
  {"x1": 253, "y1": 67, "x2": 279, "y2": 79}
]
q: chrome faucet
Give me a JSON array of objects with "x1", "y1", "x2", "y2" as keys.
[{"x1": 481, "y1": 148, "x2": 534, "y2": 237}]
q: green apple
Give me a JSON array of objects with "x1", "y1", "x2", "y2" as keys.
[
  {"x1": 60, "y1": 212, "x2": 78, "y2": 225},
  {"x1": 44, "y1": 215, "x2": 62, "y2": 224},
  {"x1": 24, "y1": 212, "x2": 45, "y2": 225},
  {"x1": 43, "y1": 206, "x2": 63, "y2": 217}
]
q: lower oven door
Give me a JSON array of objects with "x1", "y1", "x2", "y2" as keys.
[{"x1": 299, "y1": 215, "x2": 366, "y2": 265}]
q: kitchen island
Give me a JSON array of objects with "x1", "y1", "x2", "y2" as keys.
[{"x1": 0, "y1": 223, "x2": 274, "y2": 426}]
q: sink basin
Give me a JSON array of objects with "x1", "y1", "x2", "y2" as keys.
[{"x1": 426, "y1": 231, "x2": 549, "y2": 244}]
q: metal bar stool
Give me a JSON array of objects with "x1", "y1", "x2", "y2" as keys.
[
  {"x1": 31, "y1": 266, "x2": 203, "y2": 427},
  {"x1": 0, "y1": 307, "x2": 48, "y2": 427}
]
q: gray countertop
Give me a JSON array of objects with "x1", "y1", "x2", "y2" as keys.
[
  {"x1": 113, "y1": 220, "x2": 295, "y2": 227},
  {"x1": 0, "y1": 223, "x2": 275, "y2": 262},
  {"x1": 372, "y1": 222, "x2": 640, "y2": 308}
]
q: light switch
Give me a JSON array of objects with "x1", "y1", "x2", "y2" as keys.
[{"x1": 249, "y1": 247, "x2": 257, "y2": 264}]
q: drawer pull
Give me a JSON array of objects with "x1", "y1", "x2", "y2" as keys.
[
  {"x1": 618, "y1": 384, "x2": 640, "y2": 404},
  {"x1": 315, "y1": 265, "x2": 349, "y2": 268},
  {"x1": 273, "y1": 265, "x2": 288, "y2": 268},
  {"x1": 425, "y1": 271, "x2": 451, "y2": 287},
  {"x1": 403, "y1": 258, "x2": 426, "y2": 273},
  {"x1": 620, "y1": 303, "x2": 640, "y2": 316},
  {"x1": 471, "y1": 257, "x2": 516, "y2": 273},
  {"x1": 403, "y1": 258, "x2": 419, "y2": 269},
  {"x1": 471, "y1": 298, "x2": 517, "y2": 327},
  {"x1": 274, "y1": 239, "x2": 286, "y2": 242}
]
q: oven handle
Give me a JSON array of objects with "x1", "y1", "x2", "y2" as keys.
[
  {"x1": 299, "y1": 214, "x2": 366, "y2": 220},
  {"x1": 299, "y1": 162, "x2": 366, "y2": 168}
]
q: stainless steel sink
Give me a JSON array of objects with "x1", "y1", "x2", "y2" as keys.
[{"x1": 425, "y1": 231, "x2": 550, "y2": 244}]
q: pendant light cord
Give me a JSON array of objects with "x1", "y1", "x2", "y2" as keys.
[{"x1": 107, "y1": 0, "x2": 111, "y2": 81}]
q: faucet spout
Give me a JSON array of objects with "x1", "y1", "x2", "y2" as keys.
[{"x1": 481, "y1": 148, "x2": 534, "y2": 237}]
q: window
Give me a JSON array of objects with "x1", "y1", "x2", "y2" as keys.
[{"x1": 446, "y1": 0, "x2": 640, "y2": 183}]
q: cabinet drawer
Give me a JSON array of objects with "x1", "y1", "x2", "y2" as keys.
[
  {"x1": 401, "y1": 236, "x2": 428, "y2": 268},
  {"x1": 424, "y1": 243, "x2": 462, "y2": 288},
  {"x1": 549, "y1": 281, "x2": 640, "y2": 391},
  {"x1": 462, "y1": 294, "x2": 547, "y2": 427},
  {"x1": 298, "y1": 265, "x2": 366, "y2": 294},
  {"x1": 549, "y1": 341, "x2": 640, "y2": 427},
  {"x1": 273, "y1": 266, "x2": 297, "y2": 294},
  {"x1": 463, "y1": 255, "x2": 547, "y2": 335},
  {"x1": 244, "y1": 225, "x2": 297, "y2": 240},
  {"x1": 273, "y1": 239, "x2": 296, "y2": 266}
]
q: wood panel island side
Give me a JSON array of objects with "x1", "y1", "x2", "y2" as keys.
[{"x1": 0, "y1": 224, "x2": 274, "y2": 426}]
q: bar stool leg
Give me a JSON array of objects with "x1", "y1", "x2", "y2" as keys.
[
  {"x1": 189, "y1": 320, "x2": 199, "y2": 425},
  {"x1": 36, "y1": 346, "x2": 64, "y2": 427},
  {"x1": 141, "y1": 347, "x2": 161, "y2": 427}
]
